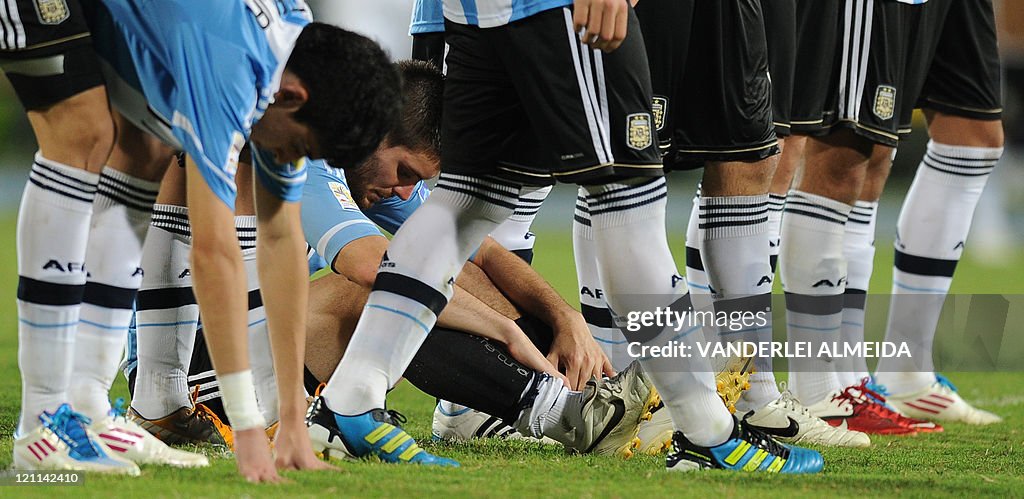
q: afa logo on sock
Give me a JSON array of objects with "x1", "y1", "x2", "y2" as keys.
[{"x1": 42, "y1": 260, "x2": 85, "y2": 273}]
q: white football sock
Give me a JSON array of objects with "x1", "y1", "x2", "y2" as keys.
[
  {"x1": 17, "y1": 154, "x2": 98, "y2": 435},
  {"x1": 321, "y1": 175, "x2": 520, "y2": 414},
  {"x1": 781, "y1": 190, "x2": 850, "y2": 405},
  {"x1": 572, "y1": 192, "x2": 631, "y2": 371},
  {"x1": 583, "y1": 178, "x2": 733, "y2": 447},
  {"x1": 876, "y1": 141, "x2": 1000, "y2": 394},
  {"x1": 683, "y1": 193, "x2": 716, "y2": 346},
  {"x1": 699, "y1": 194, "x2": 779, "y2": 412},
  {"x1": 767, "y1": 193, "x2": 785, "y2": 276},
  {"x1": 514, "y1": 374, "x2": 576, "y2": 441},
  {"x1": 74, "y1": 168, "x2": 159, "y2": 419},
  {"x1": 838, "y1": 201, "x2": 877, "y2": 387},
  {"x1": 134, "y1": 206, "x2": 197, "y2": 419},
  {"x1": 490, "y1": 185, "x2": 551, "y2": 262}
]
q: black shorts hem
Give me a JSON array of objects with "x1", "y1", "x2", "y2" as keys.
[
  {"x1": 790, "y1": 120, "x2": 898, "y2": 148},
  {"x1": 666, "y1": 140, "x2": 779, "y2": 169},
  {"x1": 1, "y1": 42, "x2": 104, "y2": 111},
  {"x1": 919, "y1": 99, "x2": 1002, "y2": 121},
  {"x1": 774, "y1": 122, "x2": 792, "y2": 137},
  {"x1": 450, "y1": 161, "x2": 664, "y2": 186}
]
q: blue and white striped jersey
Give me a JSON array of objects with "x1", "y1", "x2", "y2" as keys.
[
  {"x1": 410, "y1": 0, "x2": 445, "y2": 34},
  {"x1": 443, "y1": 0, "x2": 573, "y2": 28},
  {"x1": 301, "y1": 159, "x2": 429, "y2": 273},
  {"x1": 93, "y1": 0, "x2": 312, "y2": 207}
]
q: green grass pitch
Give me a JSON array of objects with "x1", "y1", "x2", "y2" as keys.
[{"x1": 0, "y1": 214, "x2": 1022, "y2": 497}]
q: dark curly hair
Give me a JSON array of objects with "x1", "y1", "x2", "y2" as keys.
[
  {"x1": 388, "y1": 60, "x2": 444, "y2": 160},
  {"x1": 286, "y1": 23, "x2": 402, "y2": 168}
]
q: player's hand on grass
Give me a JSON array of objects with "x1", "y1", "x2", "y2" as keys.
[
  {"x1": 273, "y1": 419, "x2": 337, "y2": 472},
  {"x1": 548, "y1": 313, "x2": 615, "y2": 390},
  {"x1": 573, "y1": 0, "x2": 629, "y2": 52},
  {"x1": 234, "y1": 427, "x2": 284, "y2": 483}
]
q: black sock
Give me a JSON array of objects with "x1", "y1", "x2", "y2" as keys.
[{"x1": 403, "y1": 326, "x2": 535, "y2": 423}]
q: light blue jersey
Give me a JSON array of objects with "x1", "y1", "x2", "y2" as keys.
[
  {"x1": 410, "y1": 0, "x2": 444, "y2": 34},
  {"x1": 443, "y1": 0, "x2": 572, "y2": 27},
  {"x1": 90, "y1": 0, "x2": 312, "y2": 207},
  {"x1": 301, "y1": 159, "x2": 429, "y2": 273}
]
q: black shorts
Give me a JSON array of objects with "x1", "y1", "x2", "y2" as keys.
[
  {"x1": 441, "y1": 7, "x2": 662, "y2": 186},
  {"x1": 791, "y1": 0, "x2": 915, "y2": 147},
  {"x1": 411, "y1": 31, "x2": 445, "y2": 71},
  {"x1": 0, "y1": 0, "x2": 103, "y2": 110},
  {"x1": 899, "y1": 0, "x2": 1001, "y2": 132},
  {"x1": 763, "y1": 0, "x2": 797, "y2": 137},
  {"x1": 635, "y1": 0, "x2": 778, "y2": 169}
]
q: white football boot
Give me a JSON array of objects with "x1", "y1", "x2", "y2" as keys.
[
  {"x1": 91, "y1": 400, "x2": 209, "y2": 467},
  {"x1": 636, "y1": 399, "x2": 673, "y2": 455},
  {"x1": 885, "y1": 375, "x2": 1002, "y2": 425},
  {"x1": 14, "y1": 404, "x2": 140, "y2": 475},
  {"x1": 432, "y1": 401, "x2": 558, "y2": 445},
  {"x1": 742, "y1": 385, "x2": 871, "y2": 447}
]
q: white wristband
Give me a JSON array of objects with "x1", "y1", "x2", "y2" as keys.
[{"x1": 219, "y1": 370, "x2": 267, "y2": 431}]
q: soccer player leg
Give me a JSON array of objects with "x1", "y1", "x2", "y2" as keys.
[
  {"x1": 74, "y1": 113, "x2": 166, "y2": 419},
  {"x1": 3, "y1": 13, "x2": 109, "y2": 438},
  {"x1": 82, "y1": 118, "x2": 210, "y2": 467},
  {"x1": 572, "y1": 193, "x2": 631, "y2": 371},
  {"x1": 308, "y1": 177, "x2": 519, "y2": 467},
  {"x1": 876, "y1": 0, "x2": 1003, "y2": 425},
  {"x1": 132, "y1": 203, "x2": 197, "y2": 423},
  {"x1": 836, "y1": 146, "x2": 890, "y2": 388},
  {"x1": 780, "y1": 140, "x2": 869, "y2": 408}
]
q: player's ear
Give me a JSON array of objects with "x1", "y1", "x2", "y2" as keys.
[{"x1": 274, "y1": 73, "x2": 310, "y2": 112}]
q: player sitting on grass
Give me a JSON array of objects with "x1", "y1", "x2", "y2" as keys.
[{"x1": 85, "y1": 0, "x2": 401, "y2": 481}]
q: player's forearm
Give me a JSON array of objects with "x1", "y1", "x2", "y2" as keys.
[
  {"x1": 474, "y1": 237, "x2": 580, "y2": 329},
  {"x1": 437, "y1": 283, "x2": 521, "y2": 343},
  {"x1": 255, "y1": 198, "x2": 309, "y2": 423}
]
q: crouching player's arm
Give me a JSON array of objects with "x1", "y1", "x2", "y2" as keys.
[
  {"x1": 472, "y1": 237, "x2": 615, "y2": 389},
  {"x1": 328, "y1": 232, "x2": 564, "y2": 384}
]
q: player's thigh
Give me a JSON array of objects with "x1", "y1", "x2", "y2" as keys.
[
  {"x1": 499, "y1": 6, "x2": 662, "y2": 185},
  {"x1": 0, "y1": 0, "x2": 110, "y2": 168},
  {"x1": 107, "y1": 110, "x2": 176, "y2": 182}
]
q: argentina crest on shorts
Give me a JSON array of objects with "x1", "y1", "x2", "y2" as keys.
[
  {"x1": 651, "y1": 97, "x2": 668, "y2": 131},
  {"x1": 873, "y1": 85, "x2": 897, "y2": 121},
  {"x1": 34, "y1": 0, "x2": 70, "y2": 25},
  {"x1": 626, "y1": 112, "x2": 653, "y2": 150}
]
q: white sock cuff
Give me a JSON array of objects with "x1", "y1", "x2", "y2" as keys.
[
  {"x1": 699, "y1": 194, "x2": 770, "y2": 239},
  {"x1": 572, "y1": 190, "x2": 594, "y2": 242},
  {"x1": 845, "y1": 201, "x2": 878, "y2": 238},
  {"x1": 922, "y1": 140, "x2": 1002, "y2": 186},
  {"x1": 219, "y1": 369, "x2": 266, "y2": 431},
  {"x1": 29, "y1": 153, "x2": 100, "y2": 211},
  {"x1": 433, "y1": 174, "x2": 518, "y2": 222},
  {"x1": 582, "y1": 177, "x2": 667, "y2": 229},
  {"x1": 235, "y1": 215, "x2": 257, "y2": 251},
  {"x1": 151, "y1": 204, "x2": 191, "y2": 239},
  {"x1": 95, "y1": 167, "x2": 160, "y2": 212},
  {"x1": 784, "y1": 190, "x2": 851, "y2": 234}
]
